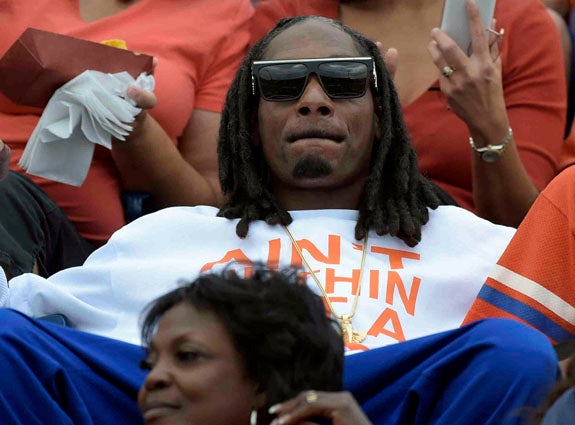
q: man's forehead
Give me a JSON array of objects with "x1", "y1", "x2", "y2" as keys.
[{"x1": 263, "y1": 20, "x2": 361, "y2": 61}]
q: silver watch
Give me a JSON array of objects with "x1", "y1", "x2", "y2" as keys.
[{"x1": 469, "y1": 127, "x2": 513, "y2": 163}]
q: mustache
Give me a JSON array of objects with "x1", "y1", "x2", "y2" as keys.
[{"x1": 286, "y1": 129, "x2": 345, "y2": 143}]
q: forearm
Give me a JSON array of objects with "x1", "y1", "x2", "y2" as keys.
[
  {"x1": 111, "y1": 115, "x2": 222, "y2": 208},
  {"x1": 471, "y1": 139, "x2": 539, "y2": 227},
  {"x1": 466, "y1": 111, "x2": 538, "y2": 226}
]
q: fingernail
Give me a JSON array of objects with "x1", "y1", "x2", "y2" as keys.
[
  {"x1": 126, "y1": 86, "x2": 138, "y2": 98},
  {"x1": 268, "y1": 404, "x2": 280, "y2": 414}
]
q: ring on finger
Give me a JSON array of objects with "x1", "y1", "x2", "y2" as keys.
[
  {"x1": 442, "y1": 65, "x2": 455, "y2": 78},
  {"x1": 305, "y1": 391, "x2": 319, "y2": 404}
]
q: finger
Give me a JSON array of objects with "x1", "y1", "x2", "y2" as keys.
[
  {"x1": 270, "y1": 392, "x2": 332, "y2": 425},
  {"x1": 268, "y1": 392, "x2": 306, "y2": 416},
  {"x1": 486, "y1": 20, "x2": 504, "y2": 63},
  {"x1": 427, "y1": 37, "x2": 457, "y2": 80},
  {"x1": 466, "y1": 0, "x2": 490, "y2": 59},
  {"x1": 0, "y1": 140, "x2": 11, "y2": 181},
  {"x1": 126, "y1": 86, "x2": 157, "y2": 109},
  {"x1": 151, "y1": 56, "x2": 159, "y2": 74},
  {"x1": 427, "y1": 38, "x2": 444, "y2": 70},
  {"x1": 383, "y1": 47, "x2": 398, "y2": 81},
  {"x1": 429, "y1": 27, "x2": 468, "y2": 71},
  {"x1": 270, "y1": 391, "x2": 370, "y2": 425}
]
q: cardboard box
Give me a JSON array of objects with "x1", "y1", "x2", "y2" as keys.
[{"x1": 0, "y1": 28, "x2": 154, "y2": 108}]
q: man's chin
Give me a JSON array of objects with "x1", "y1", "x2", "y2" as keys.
[{"x1": 292, "y1": 157, "x2": 333, "y2": 179}]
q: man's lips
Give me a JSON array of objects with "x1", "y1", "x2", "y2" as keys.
[{"x1": 286, "y1": 129, "x2": 345, "y2": 143}]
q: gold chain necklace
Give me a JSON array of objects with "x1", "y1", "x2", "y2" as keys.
[{"x1": 282, "y1": 225, "x2": 368, "y2": 343}]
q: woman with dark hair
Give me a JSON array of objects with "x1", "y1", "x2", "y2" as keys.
[{"x1": 137, "y1": 267, "x2": 371, "y2": 425}]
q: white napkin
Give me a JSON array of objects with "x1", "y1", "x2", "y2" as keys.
[{"x1": 19, "y1": 70, "x2": 155, "y2": 186}]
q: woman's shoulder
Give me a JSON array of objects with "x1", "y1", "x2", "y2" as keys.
[
  {"x1": 543, "y1": 165, "x2": 575, "y2": 198},
  {"x1": 251, "y1": 0, "x2": 339, "y2": 44},
  {"x1": 254, "y1": 0, "x2": 338, "y2": 15},
  {"x1": 495, "y1": 0, "x2": 549, "y2": 25}
]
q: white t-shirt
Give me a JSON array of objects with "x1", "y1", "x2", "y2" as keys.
[{"x1": 2, "y1": 205, "x2": 515, "y2": 351}]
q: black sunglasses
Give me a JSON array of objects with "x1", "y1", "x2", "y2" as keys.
[{"x1": 251, "y1": 57, "x2": 378, "y2": 102}]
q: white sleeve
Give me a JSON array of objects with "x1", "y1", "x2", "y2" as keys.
[{"x1": 0, "y1": 267, "x2": 7, "y2": 306}]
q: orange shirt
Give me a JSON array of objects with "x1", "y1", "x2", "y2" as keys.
[
  {"x1": 251, "y1": 0, "x2": 566, "y2": 212},
  {"x1": 0, "y1": 0, "x2": 253, "y2": 245},
  {"x1": 464, "y1": 165, "x2": 575, "y2": 344}
]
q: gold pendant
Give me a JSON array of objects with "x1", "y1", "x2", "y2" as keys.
[{"x1": 339, "y1": 314, "x2": 366, "y2": 343}]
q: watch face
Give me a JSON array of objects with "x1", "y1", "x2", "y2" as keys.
[{"x1": 482, "y1": 150, "x2": 500, "y2": 163}]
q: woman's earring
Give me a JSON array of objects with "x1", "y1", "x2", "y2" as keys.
[{"x1": 250, "y1": 409, "x2": 258, "y2": 425}]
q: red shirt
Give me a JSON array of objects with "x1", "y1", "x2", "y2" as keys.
[
  {"x1": 0, "y1": 0, "x2": 253, "y2": 244},
  {"x1": 464, "y1": 165, "x2": 575, "y2": 344}
]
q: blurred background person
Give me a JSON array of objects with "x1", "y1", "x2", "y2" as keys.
[{"x1": 0, "y1": 0, "x2": 253, "y2": 278}]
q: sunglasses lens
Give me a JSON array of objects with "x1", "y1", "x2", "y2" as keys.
[
  {"x1": 256, "y1": 60, "x2": 371, "y2": 101},
  {"x1": 318, "y1": 62, "x2": 369, "y2": 98},
  {"x1": 257, "y1": 63, "x2": 308, "y2": 101}
]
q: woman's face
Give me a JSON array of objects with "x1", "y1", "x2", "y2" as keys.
[{"x1": 138, "y1": 303, "x2": 257, "y2": 425}]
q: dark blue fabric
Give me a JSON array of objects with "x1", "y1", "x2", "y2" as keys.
[
  {"x1": 540, "y1": 388, "x2": 575, "y2": 425},
  {"x1": 0, "y1": 309, "x2": 145, "y2": 425},
  {"x1": 345, "y1": 318, "x2": 559, "y2": 425},
  {"x1": 0, "y1": 310, "x2": 558, "y2": 425}
]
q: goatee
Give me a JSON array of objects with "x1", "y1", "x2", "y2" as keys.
[{"x1": 292, "y1": 156, "x2": 333, "y2": 179}]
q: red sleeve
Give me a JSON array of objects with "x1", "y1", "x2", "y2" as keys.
[
  {"x1": 463, "y1": 165, "x2": 575, "y2": 344},
  {"x1": 250, "y1": 0, "x2": 339, "y2": 46},
  {"x1": 194, "y1": 1, "x2": 254, "y2": 113},
  {"x1": 250, "y1": 0, "x2": 291, "y2": 45},
  {"x1": 499, "y1": 0, "x2": 567, "y2": 190}
]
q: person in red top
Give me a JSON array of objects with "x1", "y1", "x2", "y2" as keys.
[
  {"x1": 544, "y1": 0, "x2": 575, "y2": 17},
  {"x1": 0, "y1": 0, "x2": 253, "y2": 277},
  {"x1": 463, "y1": 164, "x2": 575, "y2": 348},
  {"x1": 251, "y1": 0, "x2": 567, "y2": 228}
]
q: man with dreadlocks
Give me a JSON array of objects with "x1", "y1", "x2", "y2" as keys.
[{"x1": 0, "y1": 15, "x2": 558, "y2": 425}]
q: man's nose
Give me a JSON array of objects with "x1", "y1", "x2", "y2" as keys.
[{"x1": 296, "y1": 75, "x2": 335, "y2": 117}]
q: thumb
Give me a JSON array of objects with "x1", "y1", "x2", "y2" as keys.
[
  {"x1": 382, "y1": 47, "x2": 398, "y2": 81},
  {"x1": 0, "y1": 140, "x2": 11, "y2": 181},
  {"x1": 126, "y1": 86, "x2": 157, "y2": 110}
]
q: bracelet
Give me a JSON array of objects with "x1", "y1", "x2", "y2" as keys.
[{"x1": 469, "y1": 127, "x2": 513, "y2": 163}]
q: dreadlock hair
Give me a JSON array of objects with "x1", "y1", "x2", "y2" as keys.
[{"x1": 217, "y1": 15, "x2": 441, "y2": 247}]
